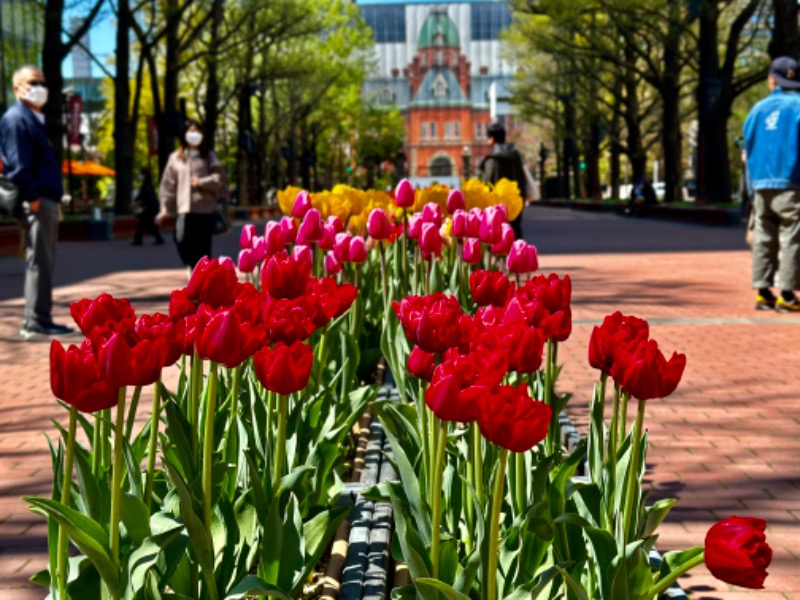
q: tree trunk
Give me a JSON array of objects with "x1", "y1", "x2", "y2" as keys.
[
  {"x1": 114, "y1": 0, "x2": 132, "y2": 214},
  {"x1": 203, "y1": 0, "x2": 224, "y2": 150},
  {"x1": 770, "y1": 0, "x2": 799, "y2": 59},
  {"x1": 159, "y1": 0, "x2": 180, "y2": 173},
  {"x1": 42, "y1": 0, "x2": 65, "y2": 166},
  {"x1": 609, "y1": 70, "x2": 622, "y2": 199},
  {"x1": 661, "y1": 0, "x2": 683, "y2": 203},
  {"x1": 696, "y1": 6, "x2": 732, "y2": 204},
  {"x1": 622, "y1": 45, "x2": 646, "y2": 183}
]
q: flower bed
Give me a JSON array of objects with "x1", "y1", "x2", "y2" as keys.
[{"x1": 27, "y1": 178, "x2": 772, "y2": 599}]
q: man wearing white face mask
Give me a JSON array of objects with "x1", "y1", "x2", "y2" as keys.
[{"x1": 0, "y1": 65, "x2": 73, "y2": 340}]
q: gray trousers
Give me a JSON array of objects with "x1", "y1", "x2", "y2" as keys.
[
  {"x1": 23, "y1": 199, "x2": 59, "y2": 328},
  {"x1": 752, "y1": 189, "x2": 800, "y2": 291}
]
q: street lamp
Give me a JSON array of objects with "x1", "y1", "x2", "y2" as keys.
[
  {"x1": 462, "y1": 145, "x2": 472, "y2": 178},
  {"x1": 395, "y1": 148, "x2": 407, "y2": 182}
]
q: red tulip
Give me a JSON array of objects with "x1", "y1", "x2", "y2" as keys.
[
  {"x1": 408, "y1": 346, "x2": 436, "y2": 381},
  {"x1": 588, "y1": 312, "x2": 650, "y2": 375},
  {"x1": 367, "y1": 208, "x2": 391, "y2": 240},
  {"x1": 50, "y1": 340, "x2": 119, "y2": 413},
  {"x1": 395, "y1": 178, "x2": 415, "y2": 208},
  {"x1": 186, "y1": 256, "x2": 240, "y2": 309},
  {"x1": 98, "y1": 332, "x2": 168, "y2": 388},
  {"x1": 71, "y1": 293, "x2": 136, "y2": 337},
  {"x1": 292, "y1": 190, "x2": 312, "y2": 219},
  {"x1": 253, "y1": 341, "x2": 314, "y2": 395},
  {"x1": 263, "y1": 295, "x2": 318, "y2": 345},
  {"x1": 306, "y1": 277, "x2": 358, "y2": 327},
  {"x1": 169, "y1": 288, "x2": 197, "y2": 319},
  {"x1": 446, "y1": 189, "x2": 465, "y2": 214},
  {"x1": 476, "y1": 384, "x2": 551, "y2": 452},
  {"x1": 136, "y1": 313, "x2": 183, "y2": 367},
  {"x1": 426, "y1": 350, "x2": 508, "y2": 422},
  {"x1": 262, "y1": 251, "x2": 312, "y2": 300},
  {"x1": 619, "y1": 339, "x2": 686, "y2": 400},
  {"x1": 296, "y1": 209, "x2": 324, "y2": 245},
  {"x1": 705, "y1": 516, "x2": 772, "y2": 589},
  {"x1": 348, "y1": 237, "x2": 367, "y2": 263},
  {"x1": 240, "y1": 224, "x2": 257, "y2": 250},
  {"x1": 393, "y1": 293, "x2": 464, "y2": 353},
  {"x1": 470, "y1": 270, "x2": 514, "y2": 307},
  {"x1": 419, "y1": 222, "x2": 443, "y2": 257},
  {"x1": 195, "y1": 308, "x2": 265, "y2": 368}
]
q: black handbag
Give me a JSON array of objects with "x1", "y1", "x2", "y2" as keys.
[
  {"x1": 0, "y1": 177, "x2": 20, "y2": 218},
  {"x1": 211, "y1": 204, "x2": 230, "y2": 235}
]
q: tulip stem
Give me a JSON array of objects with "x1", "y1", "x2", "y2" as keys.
[
  {"x1": 597, "y1": 374, "x2": 607, "y2": 461},
  {"x1": 419, "y1": 382, "x2": 431, "y2": 495},
  {"x1": 619, "y1": 390, "x2": 629, "y2": 444},
  {"x1": 92, "y1": 412, "x2": 102, "y2": 477},
  {"x1": 607, "y1": 383, "x2": 620, "y2": 531},
  {"x1": 102, "y1": 408, "x2": 111, "y2": 471},
  {"x1": 57, "y1": 406, "x2": 78, "y2": 599},
  {"x1": 125, "y1": 385, "x2": 142, "y2": 440},
  {"x1": 110, "y1": 387, "x2": 126, "y2": 574},
  {"x1": 647, "y1": 551, "x2": 705, "y2": 599},
  {"x1": 145, "y1": 379, "x2": 163, "y2": 512},
  {"x1": 226, "y1": 365, "x2": 243, "y2": 496},
  {"x1": 203, "y1": 363, "x2": 219, "y2": 532},
  {"x1": 430, "y1": 418, "x2": 447, "y2": 578},
  {"x1": 378, "y1": 242, "x2": 389, "y2": 314},
  {"x1": 401, "y1": 212, "x2": 409, "y2": 294},
  {"x1": 486, "y1": 447, "x2": 509, "y2": 600},
  {"x1": 514, "y1": 451, "x2": 526, "y2": 516},
  {"x1": 473, "y1": 421, "x2": 484, "y2": 506},
  {"x1": 273, "y1": 394, "x2": 288, "y2": 491},
  {"x1": 623, "y1": 397, "x2": 646, "y2": 543},
  {"x1": 544, "y1": 338, "x2": 555, "y2": 456}
]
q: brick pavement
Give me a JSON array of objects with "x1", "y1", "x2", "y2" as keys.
[{"x1": 0, "y1": 207, "x2": 798, "y2": 598}]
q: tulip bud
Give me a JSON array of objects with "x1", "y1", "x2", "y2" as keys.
[
  {"x1": 292, "y1": 244, "x2": 313, "y2": 271},
  {"x1": 446, "y1": 189, "x2": 465, "y2": 214},
  {"x1": 334, "y1": 233, "x2": 351, "y2": 262},
  {"x1": 348, "y1": 237, "x2": 367, "y2": 263},
  {"x1": 395, "y1": 178, "x2": 415, "y2": 208},
  {"x1": 324, "y1": 251, "x2": 342, "y2": 275},
  {"x1": 252, "y1": 236, "x2": 267, "y2": 262},
  {"x1": 367, "y1": 208, "x2": 391, "y2": 240},
  {"x1": 292, "y1": 190, "x2": 312, "y2": 218},
  {"x1": 264, "y1": 222, "x2": 286, "y2": 256},
  {"x1": 326, "y1": 215, "x2": 344, "y2": 234},
  {"x1": 238, "y1": 248, "x2": 256, "y2": 273},
  {"x1": 462, "y1": 238, "x2": 482, "y2": 264},
  {"x1": 479, "y1": 206, "x2": 504, "y2": 244},
  {"x1": 422, "y1": 202, "x2": 443, "y2": 226},
  {"x1": 419, "y1": 222, "x2": 443, "y2": 257},
  {"x1": 407, "y1": 214, "x2": 422, "y2": 240},
  {"x1": 491, "y1": 223, "x2": 515, "y2": 255},
  {"x1": 240, "y1": 224, "x2": 257, "y2": 250},
  {"x1": 507, "y1": 240, "x2": 538, "y2": 274},
  {"x1": 297, "y1": 209, "x2": 324, "y2": 245},
  {"x1": 319, "y1": 225, "x2": 335, "y2": 251},
  {"x1": 280, "y1": 216, "x2": 298, "y2": 244}
]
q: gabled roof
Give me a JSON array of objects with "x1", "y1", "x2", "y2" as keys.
[{"x1": 411, "y1": 67, "x2": 470, "y2": 108}]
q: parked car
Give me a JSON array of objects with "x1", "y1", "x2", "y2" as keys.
[{"x1": 653, "y1": 182, "x2": 665, "y2": 201}]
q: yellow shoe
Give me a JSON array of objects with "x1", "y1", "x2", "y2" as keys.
[
  {"x1": 776, "y1": 297, "x2": 800, "y2": 313},
  {"x1": 755, "y1": 294, "x2": 776, "y2": 311}
]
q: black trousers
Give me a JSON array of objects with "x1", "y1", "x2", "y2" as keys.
[
  {"x1": 134, "y1": 211, "x2": 164, "y2": 244},
  {"x1": 174, "y1": 213, "x2": 213, "y2": 268}
]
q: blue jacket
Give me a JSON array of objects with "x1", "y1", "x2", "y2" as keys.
[
  {"x1": 0, "y1": 101, "x2": 63, "y2": 202},
  {"x1": 743, "y1": 89, "x2": 800, "y2": 190}
]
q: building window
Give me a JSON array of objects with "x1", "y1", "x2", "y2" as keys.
[
  {"x1": 430, "y1": 122, "x2": 437, "y2": 139},
  {"x1": 454, "y1": 121, "x2": 461, "y2": 138},
  {"x1": 430, "y1": 156, "x2": 452, "y2": 177},
  {"x1": 432, "y1": 74, "x2": 448, "y2": 98},
  {"x1": 381, "y1": 86, "x2": 395, "y2": 103},
  {"x1": 452, "y1": 51, "x2": 458, "y2": 65},
  {"x1": 445, "y1": 122, "x2": 452, "y2": 138},
  {"x1": 421, "y1": 122, "x2": 428, "y2": 140},
  {"x1": 471, "y1": 3, "x2": 512, "y2": 41},
  {"x1": 360, "y1": 6, "x2": 406, "y2": 43},
  {"x1": 435, "y1": 50, "x2": 443, "y2": 65},
  {"x1": 421, "y1": 53, "x2": 427, "y2": 67},
  {"x1": 433, "y1": 32, "x2": 445, "y2": 46},
  {"x1": 476, "y1": 122, "x2": 484, "y2": 139}
]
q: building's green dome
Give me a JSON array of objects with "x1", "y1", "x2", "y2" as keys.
[{"x1": 418, "y1": 11, "x2": 460, "y2": 48}]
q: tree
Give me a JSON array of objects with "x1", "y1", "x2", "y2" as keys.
[{"x1": 769, "y1": 0, "x2": 799, "y2": 58}]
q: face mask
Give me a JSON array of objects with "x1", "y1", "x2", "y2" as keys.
[
  {"x1": 185, "y1": 131, "x2": 203, "y2": 147},
  {"x1": 23, "y1": 85, "x2": 48, "y2": 108}
]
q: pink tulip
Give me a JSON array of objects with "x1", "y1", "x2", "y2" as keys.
[
  {"x1": 264, "y1": 222, "x2": 286, "y2": 256},
  {"x1": 491, "y1": 223, "x2": 514, "y2": 255},
  {"x1": 319, "y1": 225, "x2": 335, "y2": 251},
  {"x1": 422, "y1": 203, "x2": 443, "y2": 226},
  {"x1": 280, "y1": 216, "x2": 298, "y2": 244},
  {"x1": 324, "y1": 251, "x2": 342, "y2": 275},
  {"x1": 326, "y1": 216, "x2": 344, "y2": 234},
  {"x1": 462, "y1": 238, "x2": 482, "y2": 264},
  {"x1": 479, "y1": 206, "x2": 505, "y2": 245},
  {"x1": 367, "y1": 208, "x2": 391, "y2": 240},
  {"x1": 407, "y1": 214, "x2": 422, "y2": 240},
  {"x1": 238, "y1": 249, "x2": 256, "y2": 273},
  {"x1": 252, "y1": 236, "x2": 267, "y2": 262},
  {"x1": 495, "y1": 204, "x2": 508, "y2": 222},
  {"x1": 446, "y1": 189, "x2": 465, "y2": 214},
  {"x1": 419, "y1": 222, "x2": 443, "y2": 257},
  {"x1": 507, "y1": 240, "x2": 538, "y2": 274},
  {"x1": 468, "y1": 208, "x2": 482, "y2": 237},
  {"x1": 240, "y1": 224, "x2": 257, "y2": 250},
  {"x1": 297, "y1": 209, "x2": 324, "y2": 245},
  {"x1": 348, "y1": 237, "x2": 367, "y2": 263},
  {"x1": 292, "y1": 244, "x2": 313, "y2": 270},
  {"x1": 395, "y1": 178, "x2": 415, "y2": 208},
  {"x1": 219, "y1": 256, "x2": 235, "y2": 270},
  {"x1": 334, "y1": 233, "x2": 351, "y2": 262},
  {"x1": 452, "y1": 210, "x2": 468, "y2": 238},
  {"x1": 292, "y1": 190, "x2": 312, "y2": 219}
]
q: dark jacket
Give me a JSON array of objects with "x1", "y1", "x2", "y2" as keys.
[
  {"x1": 479, "y1": 143, "x2": 528, "y2": 198},
  {"x1": 0, "y1": 101, "x2": 63, "y2": 202}
]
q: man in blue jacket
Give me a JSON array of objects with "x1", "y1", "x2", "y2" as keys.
[
  {"x1": 0, "y1": 65, "x2": 73, "y2": 338},
  {"x1": 744, "y1": 56, "x2": 800, "y2": 313}
]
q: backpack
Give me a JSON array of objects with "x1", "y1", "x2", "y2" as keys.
[{"x1": 481, "y1": 149, "x2": 527, "y2": 199}]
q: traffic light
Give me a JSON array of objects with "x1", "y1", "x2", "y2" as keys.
[
  {"x1": 346, "y1": 164, "x2": 353, "y2": 174},
  {"x1": 579, "y1": 160, "x2": 586, "y2": 170}
]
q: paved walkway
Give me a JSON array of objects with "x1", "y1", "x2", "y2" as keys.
[{"x1": 0, "y1": 207, "x2": 798, "y2": 599}]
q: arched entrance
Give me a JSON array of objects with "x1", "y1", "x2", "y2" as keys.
[{"x1": 429, "y1": 155, "x2": 453, "y2": 177}]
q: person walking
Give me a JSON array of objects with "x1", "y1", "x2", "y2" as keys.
[
  {"x1": 479, "y1": 121, "x2": 530, "y2": 240},
  {"x1": 156, "y1": 120, "x2": 225, "y2": 270},
  {"x1": 0, "y1": 65, "x2": 73, "y2": 339},
  {"x1": 744, "y1": 56, "x2": 800, "y2": 313},
  {"x1": 131, "y1": 168, "x2": 164, "y2": 246}
]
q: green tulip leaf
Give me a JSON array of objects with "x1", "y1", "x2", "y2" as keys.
[
  {"x1": 416, "y1": 578, "x2": 471, "y2": 600},
  {"x1": 121, "y1": 492, "x2": 152, "y2": 546},
  {"x1": 73, "y1": 446, "x2": 102, "y2": 521},
  {"x1": 657, "y1": 546, "x2": 704, "y2": 580},
  {"x1": 25, "y1": 497, "x2": 119, "y2": 595},
  {"x1": 387, "y1": 484, "x2": 434, "y2": 591},
  {"x1": 225, "y1": 576, "x2": 292, "y2": 599},
  {"x1": 641, "y1": 498, "x2": 676, "y2": 539},
  {"x1": 29, "y1": 568, "x2": 50, "y2": 588},
  {"x1": 128, "y1": 538, "x2": 161, "y2": 594}
]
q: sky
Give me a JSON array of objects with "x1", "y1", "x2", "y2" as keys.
[{"x1": 62, "y1": 6, "x2": 117, "y2": 79}]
